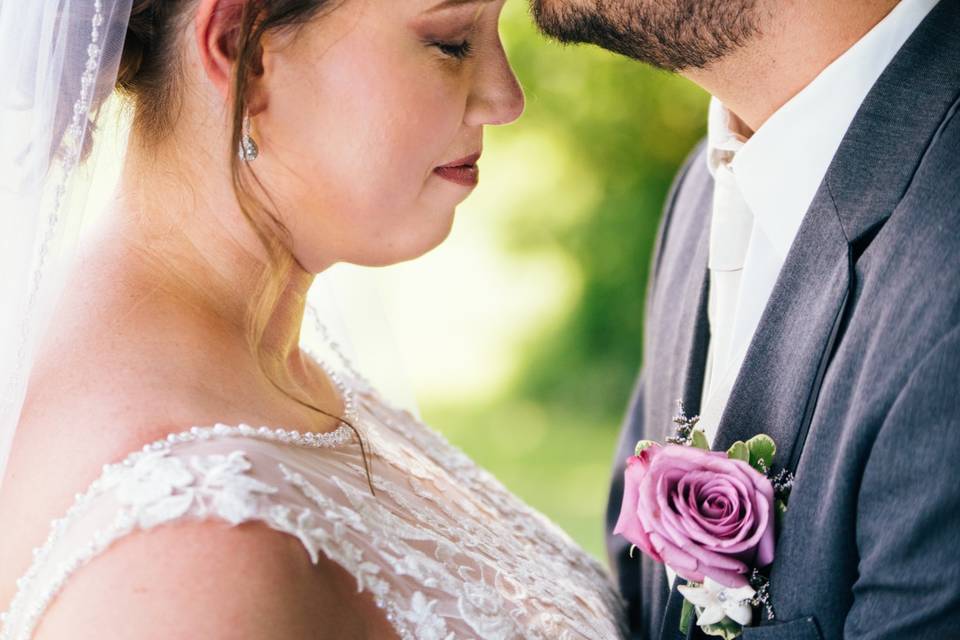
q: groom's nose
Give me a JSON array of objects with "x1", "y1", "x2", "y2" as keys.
[{"x1": 466, "y1": 38, "x2": 526, "y2": 126}]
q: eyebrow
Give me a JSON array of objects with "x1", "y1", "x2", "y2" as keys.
[{"x1": 425, "y1": 0, "x2": 497, "y2": 13}]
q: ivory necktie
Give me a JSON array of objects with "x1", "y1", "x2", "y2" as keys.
[{"x1": 698, "y1": 160, "x2": 754, "y2": 444}]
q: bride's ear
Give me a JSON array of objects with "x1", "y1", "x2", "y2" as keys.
[{"x1": 194, "y1": 0, "x2": 268, "y2": 115}]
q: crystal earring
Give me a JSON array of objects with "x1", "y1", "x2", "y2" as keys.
[{"x1": 239, "y1": 111, "x2": 259, "y2": 162}]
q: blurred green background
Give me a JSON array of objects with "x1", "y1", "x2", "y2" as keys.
[{"x1": 378, "y1": 0, "x2": 708, "y2": 564}]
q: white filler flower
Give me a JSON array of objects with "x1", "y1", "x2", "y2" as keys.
[{"x1": 678, "y1": 577, "x2": 756, "y2": 627}]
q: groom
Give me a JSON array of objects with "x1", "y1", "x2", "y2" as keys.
[{"x1": 533, "y1": 0, "x2": 960, "y2": 638}]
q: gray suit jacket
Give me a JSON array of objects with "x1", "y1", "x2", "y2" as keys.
[{"x1": 605, "y1": 3, "x2": 960, "y2": 639}]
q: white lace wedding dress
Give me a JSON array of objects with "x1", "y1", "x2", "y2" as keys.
[{"x1": 0, "y1": 340, "x2": 627, "y2": 640}]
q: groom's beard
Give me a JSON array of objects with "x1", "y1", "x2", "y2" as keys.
[{"x1": 531, "y1": 0, "x2": 760, "y2": 72}]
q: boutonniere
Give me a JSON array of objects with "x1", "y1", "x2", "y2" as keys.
[{"x1": 614, "y1": 403, "x2": 794, "y2": 639}]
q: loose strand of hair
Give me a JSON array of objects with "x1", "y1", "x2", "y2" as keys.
[{"x1": 227, "y1": 0, "x2": 376, "y2": 496}]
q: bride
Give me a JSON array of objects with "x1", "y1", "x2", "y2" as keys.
[{"x1": 0, "y1": 0, "x2": 625, "y2": 638}]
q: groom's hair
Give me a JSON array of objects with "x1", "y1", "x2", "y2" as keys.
[{"x1": 530, "y1": 0, "x2": 760, "y2": 72}]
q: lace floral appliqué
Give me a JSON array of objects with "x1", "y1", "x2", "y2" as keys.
[{"x1": 103, "y1": 449, "x2": 278, "y2": 528}]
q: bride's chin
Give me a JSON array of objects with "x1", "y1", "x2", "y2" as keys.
[
  {"x1": 346, "y1": 211, "x2": 457, "y2": 268},
  {"x1": 397, "y1": 211, "x2": 457, "y2": 264}
]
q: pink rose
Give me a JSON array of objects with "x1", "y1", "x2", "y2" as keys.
[{"x1": 614, "y1": 443, "x2": 775, "y2": 588}]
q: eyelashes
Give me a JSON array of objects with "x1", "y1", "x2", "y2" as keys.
[{"x1": 430, "y1": 39, "x2": 474, "y2": 61}]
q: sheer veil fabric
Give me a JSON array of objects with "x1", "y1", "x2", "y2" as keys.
[{"x1": 0, "y1": 0, "x2": 135, "y2": 490}]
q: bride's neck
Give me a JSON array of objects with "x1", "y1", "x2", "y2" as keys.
[{"x1": 99, "y1": 133, "x2": 316, "y2": 380}]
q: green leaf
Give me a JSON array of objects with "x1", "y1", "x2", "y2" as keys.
[
  {"x1": 635, "y1": 440, "x2": 657, "y2": 456},
  {"x1": 746, "y1": 434, "x2": 777, "y2": 473},
  {"x1": 700, "y1": 616, "x2": 745, "y2": 639},
  {"x1": 679, "y1": 598, "x2": 695, "y2": 636},
  {"x1": 690, "y1": 429, "x2": 710, "y2": 450},
  {"x1": 727, "y1": 441, "x2": 750, "y2": 463}
]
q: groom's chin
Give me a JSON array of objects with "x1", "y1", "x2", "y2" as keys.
[
  {"x1": 530, "y1": 0, "x2": 757, "y2": 73},
  {"x1": 530, "y1": 0, "x2": 599, "y2": 43},
  {"x1": 531, "y1": 0, "x2": 670, "y2": 70}
]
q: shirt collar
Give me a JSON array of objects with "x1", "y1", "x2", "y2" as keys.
[
  {"x1": 707, "y1": 99, "x2": 748, "y2": 173},
  {"x1": 707, "y1": 0, "x2": 940, "y2": 261}
]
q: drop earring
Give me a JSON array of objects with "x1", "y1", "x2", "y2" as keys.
[{"x1": 239, "y1": 111, "x2": 259, "y2": 162}]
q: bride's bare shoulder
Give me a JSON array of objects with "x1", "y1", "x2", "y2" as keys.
[
  {"x1": 0, "y1": 336, "x2": 303, "y2": 616},
  {"x1": 31, "y1": 517, "x2": 385, "y2": 640},
  {"x1": 11, "y1": 326, "x2": 298, "y2": 477}
]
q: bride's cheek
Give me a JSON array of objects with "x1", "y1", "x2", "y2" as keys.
[
  {"x1": 289, "y1": 113, "x2": 457, "y2": 267},
  {"x1": 262, "y1": 42, "x2": 466, "y2": 266}
]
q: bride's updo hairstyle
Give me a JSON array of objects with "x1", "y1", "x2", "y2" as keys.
[{"x1": 110, "y1": 0, "x2": 372, "y2": 483}]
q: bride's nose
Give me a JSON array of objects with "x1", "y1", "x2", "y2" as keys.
[{"x1": 464, "y1": 39, "x2": 525, "y2": 126}]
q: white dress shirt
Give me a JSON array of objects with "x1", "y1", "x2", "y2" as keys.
[{"x1": 665, "y1": 0, "x2": 939, "y2": 590}]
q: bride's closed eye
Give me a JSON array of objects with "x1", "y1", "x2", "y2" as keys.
[
  {"x1": 413, "y1": 0, "x2": 500, "y2": 64},
  {"x1": 430, "y1": 39, "x2": 474, "y2": 60},
  {"x1": 417, "y1": 20, "x2": 480, "y2": 63}
]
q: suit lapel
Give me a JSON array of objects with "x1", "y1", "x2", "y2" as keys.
[
  {"x1": 648, "y1": 177, "x2": 712, "y2": 442},
  {"x1": 709, "y1": 192, "x2": 852, "y2": 469},
  {"x1": 678, "y1": 268, "x2": 711, "y2": 420}
]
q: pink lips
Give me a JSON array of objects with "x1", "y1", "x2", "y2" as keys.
[{"x1": 434, "y1": 152, "x2": 481, "y2": 187}]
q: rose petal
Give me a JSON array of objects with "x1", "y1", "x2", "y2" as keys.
[
  {"x1": 681, "y1": 540, "x2": 749, "y2": 574},
  {"x1": 754, "y1": 501, "x2": 776, "y2": 567},
  {"x1": 674, "y1": 480, "x2": 723, "y2": 540},
  {"x1": 714, "y1": 490, "x2": 770, "y2": 555},
  {"x1": 699, "y1": 565, "x2": 751, "y2": 589},
  {"x1": 683, "y1": 474, "x2": 744, "y2": 541},
  {"x1": 649, "y1": 532, "x2": 698, "y2": 573},
  {"x1": 613, "y1": 456, "x2": 661, "y2": 562},
  {"x1": 655, "y1": 472, "x2": 698, "y2": 548},
  {"x1": 703, "y1": 472, "x2": 757, "y2": 549},
  {"x1": 676, "y1": 473, "x2": 749, "y2": 546}
]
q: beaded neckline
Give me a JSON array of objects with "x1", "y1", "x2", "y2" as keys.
[
  {"x1": 141, "y1": 421, "x2": 354, "y2": 454},
  {"x1": 120, "y1": 333, "x2": 365, "y2": 460}
]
